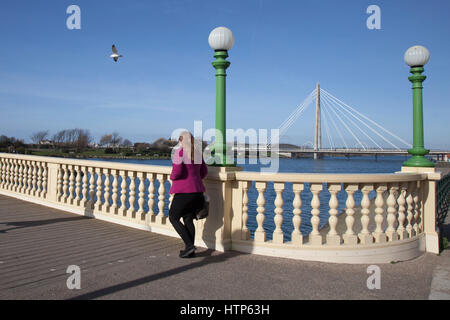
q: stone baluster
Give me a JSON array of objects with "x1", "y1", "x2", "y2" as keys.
[
  {"x1": 103, "y1": 169, "x2": 111, "y2": 213},
  {"x1": 68, "y1": 165, "x2": 75, "y2": 204},
  {"x1": 137, "y1": 172, "x2": 146, "y2": 221},
  {"x1": 18, "y1": 160, "x2": 23, "y2": 192},
  {"x1": 373, "y1": 184, "x2": 387, "y2": 243},
  {"x1": 9, "y1": 159, "x2": 15, "y2": 191},
  {"x1": 42, "y1": 164, "x2": 47, "y2": 198},
  {"x1": 147, "y1": 173, "x2": 155, "y2": 223},
  {"x1": 413, "y1": 181, "x2": 421, "y2": 234},
  {"x1": 75, "y1": 166, "x2": 82, "y2": 205},
  {"x1": 396, "y1": 183, "x2": 407, "y2": 240},
  {"x1": 62, "y1": 164, "x2": 69, "y2": 202},
  {"x1": 9, "y1": 159, "x2": 14, "y2": 191},
  {"x1": 358, "y1": 184, "x2": 374, "y2": 244},
  {"x1": 0, "y1": 158, "x2": 5, "y2": 189},
  {"x1": 110, "y1": 170, "x2": 119, "y2": 214},
  {"x1": 27, "y1": 161, "x2": 33, "y2": 195},
  {"x1": 88, "y1": 167, "x2": 96, "y2": 209},
  {"x1": 291, "y1": 183, "x2": 304, "y2": 245},
  {"x1": 56, "y1": 165, "x2": 63, "y2": 201},
  {"x1": 406, "y1": 182, "x2": 415, "y2": 238},
  {"x1": 13, "y1": 159, "x2": 19, "y2": 192},
  {"x1": 95, "y1": 168, "x2": 103, "y2": 211},
  {"x1": 326, "y1": 183, "x2": 342, "y2": 245},
  {"x1": 11, "y1": 159, "x2": 16, "y2": 191},
  {"x1": 4, "y1": 159, "x2": 10, "y2": 190},
  {"x1": 21, "y1": 160, "x2": 28, "y2": 193},
  {"x1": 31, "y1": 161, "x2": 37, "y2": 195},
  {"x1": 17, "y1": 160, "x2": 22, "y2": 192},
  {"x1": 309, "y1": 183, "x2": 323, "y2": 245},
  {"x1": 127, "y1": 171, "x2": 136, "y2": 219},
  {"x1": 254, "y1": 182, "x2": 267, "y2": 243},
  {"x1": 155, "y1": 174, "x2": 167, "y2": 225},
  {"x1": 7, "y1": 158, "x2": 12, "y2": 189},
  {"x1": 10, "y1": 159, "x2": 15, "y2": 191},
  {"x1": 81, "y1": 166, "x2": 89, "y2": 207},
  {"x1": 1, "y1": 158, "x2": 5, "y2": 187},
  {"x1": 343, "y1": 184, "x2": 358, "y2": 245},
  {"x1": 2, "y1": 158, "x2": 7, "y2": 189},
  {"x1": 7, "y1": 159, "x2": 13, "y2": 190},
  {"x1": 36, "y1": 162, "x2": 43, "y2": 198},
  {"x1": 386, "y1": 184, "x2": 399, "y2": 241},
  {"x1": 272, "y1": 182, "x2": 285, "y2": 244},
  {"x1": 241, "y1": 181, "x2": 251, "y2": 240},
  {"x1": 0, "y1": 158, "x2": 3, "y2": 188},
  {"x1": 18, "y1": 160, "x2": 24, "y2": 192},
  {"x1": 119, "y1": 170, "x2": 128, "y2": 216}
]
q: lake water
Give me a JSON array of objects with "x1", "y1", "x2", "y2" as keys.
[{"x1": 92, "y1": 155, "x2": 409, "y2": 240}]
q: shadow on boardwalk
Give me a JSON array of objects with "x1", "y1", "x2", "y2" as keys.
[
  {"x1": 0, "y1": 216, "x2": 87, "y2": 234},
  {"x1": 69, "y1": 250, "x2": 240, "y2": 300}
]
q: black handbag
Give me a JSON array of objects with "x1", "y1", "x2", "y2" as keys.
[{"x1": 195, "y1": 194, "x2": 209, "y2": 220}]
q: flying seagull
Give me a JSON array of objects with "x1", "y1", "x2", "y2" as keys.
[{"x1": 110, "y1": 45, "x2": 123, "y2": 62}]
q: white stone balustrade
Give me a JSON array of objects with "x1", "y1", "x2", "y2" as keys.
[{"x1": 0, "y1": 152, "x2": 447, "y2": 264}]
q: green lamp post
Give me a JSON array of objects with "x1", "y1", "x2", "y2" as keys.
[
  {"x1": 403, "y1": 45, "x2": 435, "y2": 168},
  {"x1": 208, "y1": 26, "x2": 234, "y2": 166}
]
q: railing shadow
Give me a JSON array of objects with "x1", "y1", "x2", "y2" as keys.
[
  {"x1": 68, "y1": 249, "x2": 243, "y2": 300},
  {"x1": 0, "y1": 216, "x2": 88, "y2": 233}
]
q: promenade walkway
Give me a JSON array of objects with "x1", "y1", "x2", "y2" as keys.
[{"x1": 0, "y1": 194, "x2": 448, "y2": 300}]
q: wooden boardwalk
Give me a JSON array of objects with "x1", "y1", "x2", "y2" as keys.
[{"x1": 0, "y1": 194, "x2": 444, "y2": 300}]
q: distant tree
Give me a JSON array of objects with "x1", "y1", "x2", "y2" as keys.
[
  {"x1": 134, "y1": 142, "x2": 151, "y2": 152},
  {"x1": 0, "y1": 135, "x2": 24, "y2": 151},
  {"x1": 30, "y1": 130, "x2": 49, "y2": 145},
  {"x1": 111, "y1": 132, "x2": 122, "y2": 149},
  {"x1": 150, "y1": 137, "x2": 177, "y2": 153},
  {"x1": 73, "y1": 129, "x2": 92, "y2": 151},
  {"x1": 0, "y1": 135, "x2": 9, "y2": 147},
  {"x1": 51, "y1": 128, "x2": 91, "y2": 151},
  {"x1": 122, "y1": 139, "x2": 133, "y2": 148},
  {"x1": 52, "y1": 130, "x2": 66, "y2": 148},
  {"x1": 100, "y1": 134, "x2": 113, "y2": 147}
]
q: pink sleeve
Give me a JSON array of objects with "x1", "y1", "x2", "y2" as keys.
[{"x1": 170, "y1": 149, "x2": 184, "y2": 181}]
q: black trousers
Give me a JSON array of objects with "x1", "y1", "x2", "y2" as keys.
[{"x1": 169, "y1": 193, "x2": 204, "y2": 249}]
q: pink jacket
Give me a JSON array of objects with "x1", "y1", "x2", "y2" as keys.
[{"x1": 169, "y1": 148, "x2": 208, "y2": 194}]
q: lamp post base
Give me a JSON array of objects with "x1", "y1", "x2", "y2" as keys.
[{"x1": 403, "y1": 155, "x2": 435, "y2": 168}]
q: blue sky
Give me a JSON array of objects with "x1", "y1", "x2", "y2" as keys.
[{"x1": 0, "y1": 0, "x2": 449, "y2": 149}]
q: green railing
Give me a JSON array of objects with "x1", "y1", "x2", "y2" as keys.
[{"x1": 437, "y1": 172, "x2": 450, "y2": 229}]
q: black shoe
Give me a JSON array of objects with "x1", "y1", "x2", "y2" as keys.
[{"x1": 179, "y1": 246, "x2": 195, "y2": 258}]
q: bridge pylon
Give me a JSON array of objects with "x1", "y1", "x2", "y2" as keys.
[{"x1": 314, "y1": 82, "x2": 322, "y2": 160}]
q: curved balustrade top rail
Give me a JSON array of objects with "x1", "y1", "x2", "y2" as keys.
[
  {"x1": 235, "y1": 171, "x2": 427, "y2": 183},
  {"x1": 0, "y1": 153, "x2": 172, "y2": 175}
]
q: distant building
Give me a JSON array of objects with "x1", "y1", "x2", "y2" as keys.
[
  {"x1": 89, "y1": 142, "x2": 100, "y2": 148},
  {"x1": 39, "y1": 140, "x2": 54, "y2": 146}
]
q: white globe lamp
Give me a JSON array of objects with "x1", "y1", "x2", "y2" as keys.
[
  {"x1": 404, "y1": 45, "x2": 430, "y2": 67},
  {"x1": 208, "y1": 27, "x2": 234, "y2": 51}
]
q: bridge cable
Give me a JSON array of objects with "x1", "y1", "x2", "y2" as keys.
[
  {"x1": 278, "y1": 89, "x2": 316, "y2": 136},
  {"x1": 321, "y1": 89, "x2": 404, "y2": 150},
  {"x1": 321, "y1": 93, "x2": 383, "y2": 150},
  {"x1": 269, "y1": 88, "x2": 316, "y2": 147},
  {"x1": 321, "y1": 97, "x2": 349, "y2": 149},
  {"x1": 321, "y1": 89, "x2": 412, "y2": 149},
  {"x1": 321, "y1": 100, "x2": 335, "y2": 149},
  {"x1": 321, "y1": 93, "x2": 365, "y2": 149}
]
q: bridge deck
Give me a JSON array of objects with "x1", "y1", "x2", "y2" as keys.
[{"x1": 0, "y1": 194, "x2": 445, "y2": 300}]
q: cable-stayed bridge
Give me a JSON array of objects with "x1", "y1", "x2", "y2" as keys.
[{"x1": 235, "y1": 84, "x2": 450, "y2": 160}]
